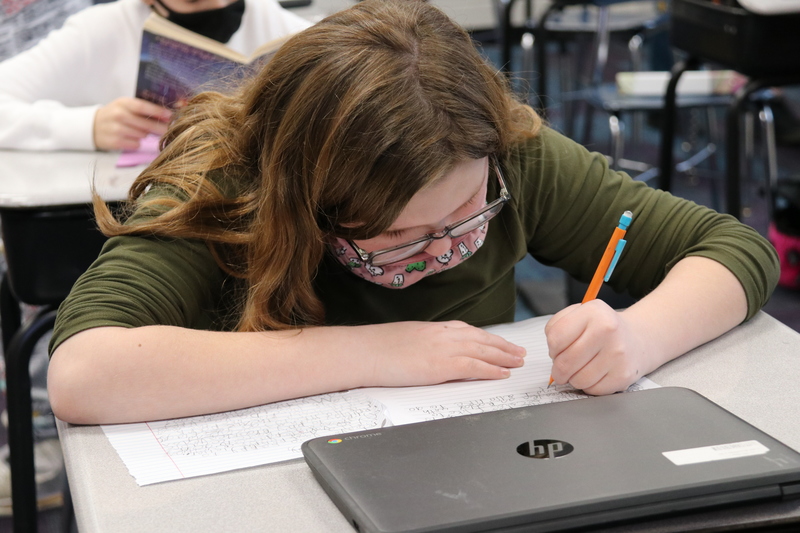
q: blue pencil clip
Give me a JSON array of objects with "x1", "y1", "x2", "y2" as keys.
[{"x1": 604, "y1": 238, "x2": 627, "y2": 282}]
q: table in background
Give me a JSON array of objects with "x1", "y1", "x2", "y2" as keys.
[
  {"x1": 57, "y1": 312, "x2": 800, "y2": 532},
  {"x1": 0, "y1": 150, "x2": 142, "y2": 533},
  {"x1": 657, "y1": 0, "x2": 800, "y2": 219}
]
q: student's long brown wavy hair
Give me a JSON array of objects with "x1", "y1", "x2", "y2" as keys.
[{"x1": 95, "y1": 0, "x2": 541, "y2": 332}]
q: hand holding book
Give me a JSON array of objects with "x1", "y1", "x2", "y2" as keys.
[{"x1": 94, "y1": 97, "x2": 172, "y2": 152}]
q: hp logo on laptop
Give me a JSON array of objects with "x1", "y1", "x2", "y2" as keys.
[{"x1": 517, "y1": 439, "x2": 574, "y2": 459}]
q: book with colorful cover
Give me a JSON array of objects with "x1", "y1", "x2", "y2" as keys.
[{"x1": 135, "y1": 13, "x2": 287, "y2": 108}]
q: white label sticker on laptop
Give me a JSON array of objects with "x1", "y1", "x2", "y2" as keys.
[{"x1": 663, "y1": 440, "x2": 770, "y2": 466}]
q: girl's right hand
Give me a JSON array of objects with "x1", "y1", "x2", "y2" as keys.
[{"x1": 327, "y1": 321, "x2": 527, "y2": 388}]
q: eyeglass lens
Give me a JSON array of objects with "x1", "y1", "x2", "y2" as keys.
[
  {"x1": 370, "y1": 201, "x2": 504, "y2": 266},
  {"x1": 449, "y1": 202, "x2": 503, "y2": 237},
  {"x1": 370, "y1": 241, "x2": 430, "y2": 266}
]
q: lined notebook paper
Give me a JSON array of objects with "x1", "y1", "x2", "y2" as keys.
[
  {"x1": 103, "y1": 391, "x2": 387, "y2": 485},
  {"x1": 102, "y1": 316, "x2": 658, "y2": 485}
]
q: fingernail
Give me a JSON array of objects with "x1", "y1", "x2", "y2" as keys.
[
  {"x1": 500, "y1": 368, "x2": 511, "y2": 378},
  {"x1": 514, "y1": 356, "x2": 524, "y2": 365}
]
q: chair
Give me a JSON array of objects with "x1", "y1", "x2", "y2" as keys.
[
  {"x1": 499, "y1": 0, "x2": 743, "y2": 190},
  {"x1": 659, "y1": 0, "x2": 800, "y2": 219},
  {"x1": 566, "y1": 13, "x2": 738, "y2": 190},
  {"x1": 1, "y1": 203, "x2": 111, "y2": 533},
  {"x1": 552, "y1": 3, "x2": 785, "y2": 209},
  {"x1": 496, "y1": 0, "x2": 664, "y2": 116}
]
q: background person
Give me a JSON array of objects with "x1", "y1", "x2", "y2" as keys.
[{"x1": 0, "y1": 0, "x2": 310, "y2": 151}]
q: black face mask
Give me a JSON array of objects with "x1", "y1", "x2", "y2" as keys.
[{"x1": 152, "y1": 0, "x2": 245, "y2": 43}]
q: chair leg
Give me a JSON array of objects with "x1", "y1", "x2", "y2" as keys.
[
  {"x1": 496, "y1": 0, "x2": 515, "y2": 74},
  {"x1": 744, "y1": 110, "x2": 756, "y2": 186},
  {"x1": 626, "y1": 33, "x2": 645, "y2": 157},
  {"x1": 726, "y1": 80, "x2": 775, "y2": 220},
  {"x1": 6, "y1": 307, "x2": 58, "y2": 533},
  {"x1": 520, "y1": 32, "x2": 535, "y2": 105},
  {"x1": 1, "y1": 273, "x2": 22, "y2": 355},
  {"x1": 561, "y1": 40, "x2": 576, "y2": 138},
  {"x1": 536, "y1": 3, "x2": 561, "y2": 116},
  {"x1": 609, "y1": 114, "x2": 624, "y2": 170},
  {"x1": 706, "y1": 105, "x2": 722, "y2": 177},
  {"x1": 658, "y1": 57, "x2": 701, "y2": 193},
  {"x1": 581, "y1": 97, "x2": 596, "y2": 147},
  {"x1": 759, "y1": 103, "x2": 779, "y2": 220},
  {"x1": 590, "y1": 6, "x2": 611, "y2": 87}
]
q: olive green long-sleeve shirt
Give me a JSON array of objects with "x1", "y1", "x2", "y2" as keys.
[{"x1": 50, "y1": 128, "x2": 779, "y2": 352}]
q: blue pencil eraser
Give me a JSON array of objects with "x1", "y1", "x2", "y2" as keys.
[{"x1": 618, "y1": 211, "x2": 633, "y2": 230}]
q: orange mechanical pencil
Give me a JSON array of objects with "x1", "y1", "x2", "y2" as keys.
[{"x1": 548, "y1": 210, "x2": 633, "y2": 387}]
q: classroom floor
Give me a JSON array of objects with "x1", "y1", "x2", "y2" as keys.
[{"x1": 1, "y1": 25, "x2": 799, "y2": 533}]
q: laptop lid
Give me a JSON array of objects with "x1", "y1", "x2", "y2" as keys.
[{"x1": 302, "y1": 387, "x2": 800, "y2": 533}]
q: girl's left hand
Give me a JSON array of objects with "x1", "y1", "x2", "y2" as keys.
[{"x1": 544, "y1": 300, "x2": 650, "y2": 395}]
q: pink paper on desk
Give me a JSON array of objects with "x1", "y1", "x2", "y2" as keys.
[{"x1": 116, "y1": 134, "x2": 161, "y2": 168}]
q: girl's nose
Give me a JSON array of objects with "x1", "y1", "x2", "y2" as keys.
[{"x1": 426, "y1": 235, "x2": 453, "y2": 258}]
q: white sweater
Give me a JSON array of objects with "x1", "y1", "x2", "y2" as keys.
[{"x1": 0, "y1": 0, "x2": 311, "y2": 151}]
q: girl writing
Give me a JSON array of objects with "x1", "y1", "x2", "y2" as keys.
[{"x1": 48, "y1": 0, "x2": 777, "y2": 424}]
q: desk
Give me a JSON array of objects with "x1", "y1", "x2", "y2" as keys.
[
  {"x1": 0, "y1": 150, "x2": 142, "y2": 532},
  {"x1": 0, "y1": 150, "x2": 137, "y2": 208},
  {"x1": 57, "y1": 312, "x2": 800, "y2": 532}
]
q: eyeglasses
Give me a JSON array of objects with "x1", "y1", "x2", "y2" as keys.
[{"x1": 348, "y1": 159, "x2": 510, "y2": 267}]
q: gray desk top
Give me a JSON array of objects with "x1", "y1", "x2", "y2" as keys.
[
  {"x1": 58, "y1": 312, "x2": 800, "y2": 532},
  {"x1": 0, "y1": 150, "x2": 142, "y2": 208}
]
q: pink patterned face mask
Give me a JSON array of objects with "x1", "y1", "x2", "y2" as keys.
[{"x1": 329, "y1": 223, "x2": 488, "y2": 288}]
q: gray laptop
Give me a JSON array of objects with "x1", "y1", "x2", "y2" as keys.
[{"x1": 302, "y1": 387, "x2": 800, "y2": 533}]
